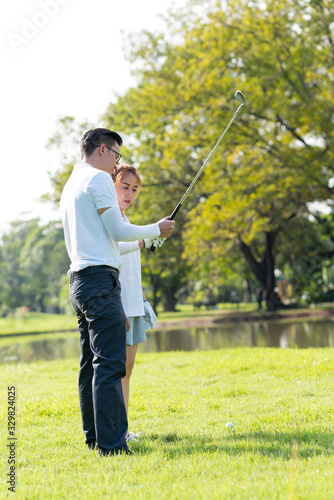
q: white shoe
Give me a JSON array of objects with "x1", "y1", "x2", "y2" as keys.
[{"x1": 126, "y1": 431, "x2": 143, "y2": 443}]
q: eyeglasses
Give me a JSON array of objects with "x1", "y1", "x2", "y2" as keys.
[{"x1": 96, "y1": 145, "x2": 122, "y2": 164}]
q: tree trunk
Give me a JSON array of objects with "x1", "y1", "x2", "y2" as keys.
[
  {"x1": 149, "y1": 274, "x2": 161, "y2": 312},
  {"x1": 243, "y1": 278, "x2": 252, "y2": 303},
  {"x1": 239, "y1": 231, "x2": 285, "y2": 311},
  {"x1": 148, "y1": 274, "x2": 178, "y2": 312},
  {"x1": 36, "y1": 297, "x2": 46, "y2": 313},
  {"x1": 161, "y1": 288, "x2": 178, "y2": 312}
]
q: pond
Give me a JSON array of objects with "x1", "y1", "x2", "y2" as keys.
[{"x1": 0, "y1": 318, "x2": 333, "y2": 364}]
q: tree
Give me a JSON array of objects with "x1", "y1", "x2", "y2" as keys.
[
  {"x1": 277, "y1": 210, "x2": 334, "y2": 303},
  {"x1": 19, "y1": 220, "x2": 70, "y2": 312},
  {"x1": 0, "y1": 219, "x2": 69, "y2": 313},
  {"x1": 102, "y1": 0, "x2": 334, "y2": 310},
  {"x1": 44, "y1": 116, "x2": 93, "y2": 204},
  {"x1": 0, "y1": 219, "x2": 40, "y2": 311},
  {"x1": 46, "y1": 0, "x2": 334, "y2": 310}
]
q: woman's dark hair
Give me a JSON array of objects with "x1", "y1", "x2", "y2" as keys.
[{"x1": 112, "y1": 164, "x2": 142, "y2": 191}]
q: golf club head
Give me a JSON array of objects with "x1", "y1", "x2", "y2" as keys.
[{"x1": 235, "y1": 90, "x2": 246, "y2": 105}]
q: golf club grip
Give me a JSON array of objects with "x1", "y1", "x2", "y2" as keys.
[
  {"x1": 169, "y1": 203, "x2": 181, "y2": 221},
  {"x1": 149, "y1": 203, "x2": 182, "y2": 252}
]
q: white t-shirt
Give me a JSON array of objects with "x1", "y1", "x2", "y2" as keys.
[
  {"x1": 60, "y1": 162, "x2": 160, "y2": 274},
  {"x1": 119, "y1": 216, "x2": 144, "y2": 317}
]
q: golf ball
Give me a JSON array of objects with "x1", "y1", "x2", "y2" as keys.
[{"x1": 226, "y1": 422, "x2": 234, "y2": 429}]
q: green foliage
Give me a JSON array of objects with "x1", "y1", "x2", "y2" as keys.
[
  {"x1": 45, "y1": 0, "x2": 334, "y2": 309},
  {"x1": 44, "y1": 116, "x2": 94, "y2": 205},
  {"x1": 0, "y1": 219, "x2": 41, "y2": 310},
  {"x1": 100, "y1": 0, "x2": 334, "y2": 308},
  {"x1": 0, "y1": 219, "x2": 70, "y2": 313},
  {"x1": 276, "y1": 211, "x2": 334, "y2": 301}
]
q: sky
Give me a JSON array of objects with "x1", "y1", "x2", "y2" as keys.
[{"x1": 0, "y1": 0, "x2": 183, "y2": 236}]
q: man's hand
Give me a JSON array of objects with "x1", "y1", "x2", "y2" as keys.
[
  {"x1": 126, "y1": 316, "x2": 130, "y2": 333},
  {"x1": 157, "y1": 217, "x2": 175, "y2": 238}
]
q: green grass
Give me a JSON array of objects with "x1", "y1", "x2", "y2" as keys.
[
  {"x1": 0, "y1": 313, "x2": 78, "y2": 336},
  {"x1": 156, "y1": 302, "x2": 257, "y2": 322},
  {"x1": 0, "y1": 348, "x2": 333, "y2": 499}
]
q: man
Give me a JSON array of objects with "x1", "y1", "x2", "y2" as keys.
[{"x1": 60, "y1": 128, "x2": 175, "y2": 456}]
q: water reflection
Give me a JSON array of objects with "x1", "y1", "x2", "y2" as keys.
[
  {"x1": 140, "y1": 319, "x2": 334, "y2": 352},
  {"x1": 0, "y1": 319, "x2": 333, "y2": 364},
  {"x1": 0, "y1": 335, "x2": 80, "y2": 364}
]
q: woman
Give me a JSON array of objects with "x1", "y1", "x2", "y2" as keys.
[{"x1": 113, "y1": 164, "x2": 160, "y2": 442}]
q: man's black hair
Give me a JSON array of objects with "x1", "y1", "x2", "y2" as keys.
[{"x1": 80, "y1": 128, "x2": 123, "y2": 158}]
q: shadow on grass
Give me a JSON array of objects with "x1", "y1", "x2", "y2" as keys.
[{"x1": 132, "y1": 430, "x2": 334, "y2": 460}]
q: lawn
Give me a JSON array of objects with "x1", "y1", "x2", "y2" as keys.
[
  {"x1": 0, "y1": 348, "x2": 333, "y2": 499},
  {"x1": 0, "y1": 312, "x2": 78, "y2": 336}
]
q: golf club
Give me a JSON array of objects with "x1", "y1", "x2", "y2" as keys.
[{"x1": 150, "y1": 90, "x2": 246, "y2": 252}]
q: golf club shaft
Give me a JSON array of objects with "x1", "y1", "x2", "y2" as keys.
[
  {"x1": 150, "y1": 91, "x2": 245, "y2": 252},
  {"x1": 171, "y1": 101, "x2": 244, "y2": 218}
]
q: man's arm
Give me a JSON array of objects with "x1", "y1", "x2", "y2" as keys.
[{"x1": 99, "y1": 206, "x2": 175, "y2": 241}]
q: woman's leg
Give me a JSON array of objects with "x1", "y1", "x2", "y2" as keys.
[{"x1": 121, "y1": 344, "x2": 139, "y2": 418}]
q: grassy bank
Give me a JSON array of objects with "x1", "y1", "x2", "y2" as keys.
[
  {"x1": 0, "y1": 348, "x2": 333, "y2": 499},
  {"x1": 1, "y1": 303, "x2": 334, "y2": 337},
  {"x1": 0, "y1": 313, "x2": 78, "y2": 336},
  {"x1": 0, "y1": 306, "x2": 255, "y2": 336}
]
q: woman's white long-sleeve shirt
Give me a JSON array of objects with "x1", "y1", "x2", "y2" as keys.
[{"x1": 118, "y1": 215, "x2": 144, "y2": 317}]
